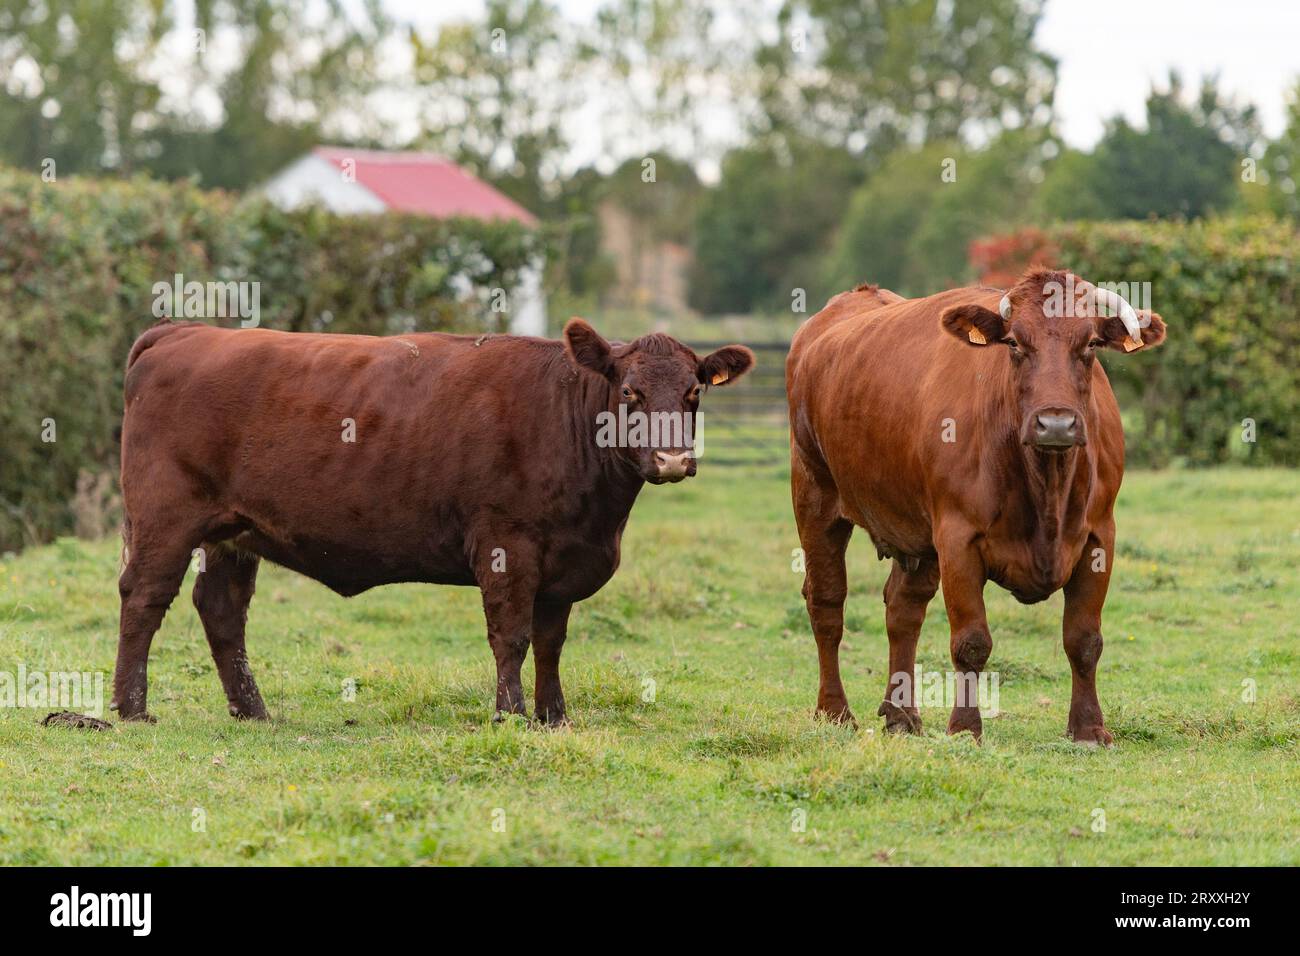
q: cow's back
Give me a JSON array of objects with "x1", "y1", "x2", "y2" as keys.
[{"x1": 791, "y1": 287, "x2": 994, "y2": 474}]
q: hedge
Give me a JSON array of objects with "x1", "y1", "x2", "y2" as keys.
[
  {"x1": 0, "y1": 167, "x2": 546, "y2": 553},
  {"x1": 972, "y1": 216, "x2": 1299, "y2": 468}
]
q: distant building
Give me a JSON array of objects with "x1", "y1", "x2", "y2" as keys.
[
  {"x1": 597, "y1": 198, "x2": 692, "y2": 315},
  {"x1": 262, "y1": 146, "x2": 546, "y2": 336}
]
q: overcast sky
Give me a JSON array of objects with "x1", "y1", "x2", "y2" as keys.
[
  {"x1": 394, "y1": 0, "x2": 1298, "y2": 151},
  {"x1": 1037, "y1": 0, "x2": 1298, "y2": 146}
]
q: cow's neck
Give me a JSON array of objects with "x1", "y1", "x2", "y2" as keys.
[
  {"x1": 1009, "y1": 441, "x2": 1093, "y2": 599},
  {"x1": 980, "y1": 441, "x2": 1091, "y2": 600},
  {"x1": 988, "y1": 379, "x2": 1093, "y2": 551},
  {"x1": 1017, "y1": 445, "x2": 1087, "y2": 540}
]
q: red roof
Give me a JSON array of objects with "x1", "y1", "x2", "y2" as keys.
[{"x1": 313, "y1": 146, "x2": 537, "y2": 225}]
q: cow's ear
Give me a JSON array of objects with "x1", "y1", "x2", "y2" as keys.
[
  {"x1": 1095, "y1": 309, "x2": 1166, "y2": 352},
  {"x1": 564, "y1": 317, "x2": 615, "y2": 378},
  {"x1": 698, "y1": 345, "x2": 755, "y2": 387},
  {"x1": 940, "y1": 304, "x2": 1008, "y2": 347}
]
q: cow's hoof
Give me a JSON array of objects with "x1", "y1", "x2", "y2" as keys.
[
  {"x1": 119, "y1": 711, "x2": 157, "y2": 724},
  {"x1": 1068, "y1": 725, "x2": 1114, "y2": 748},
  {"x1": 533, "y1": 704, "x2": 569, "y2": 728},
  {"x1": 492, "y1": 709, "x2": 527, "y2": 725},
  {"x1": 877, "y1": 701, "x2": 923, "y2": 735},
  {"x1": 815, "y1": 703, "x2": 857, "y2": 728},
  {"x1": 229, "y1": 704, "x2": 269, "y2": 721},
  {"x1": 946, "y1": 710, "x2": 982, "y2": 741}
]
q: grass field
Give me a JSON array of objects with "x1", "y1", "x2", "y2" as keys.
[{"x1": 1, "y1": 467, "x2": 1297, "y2": 865}]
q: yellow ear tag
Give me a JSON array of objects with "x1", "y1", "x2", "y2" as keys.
[
  {"x1": 711, "y1": 370, "x2": 729, "y2": 385},
  {"x1": 967, "y1": 327, "x2": 987, "y2": 345},
  {"x1": 1123, "y1": 336, "x2": 1143, "y2": 352}
]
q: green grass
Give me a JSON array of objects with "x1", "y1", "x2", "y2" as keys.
[{"x1": 1, "y1": 467, "x2": 1297, "y2": 865}]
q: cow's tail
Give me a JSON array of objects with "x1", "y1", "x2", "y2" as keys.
[{"x1": 125, "y1": 318, "x2": 184, "y2": 371}]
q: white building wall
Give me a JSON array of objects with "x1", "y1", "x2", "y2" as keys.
[
  {"x1": 512, "y1": 262, "x2": 547, "y2": 337},
  {"x1": 261, "y1": 154, "x2": 387, "y2": 214}
]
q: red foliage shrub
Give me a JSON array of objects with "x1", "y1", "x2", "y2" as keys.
[{"x1": 969, "y1": 228, "x2": 1058, "y2": 287}]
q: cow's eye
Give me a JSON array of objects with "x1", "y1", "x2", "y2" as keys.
[
  {"x1": 1088, "y1": 338, "x2": 1105, "y2": 351},
  {"x1": 687, "y1": 386, "x2": 701, "y2": 402},
  {"x1": 1004, "y1": 338, "x2": 1021, "y2": 352},
  {"x1": 620, "y1": 385, "x2": 636, "y2": 402}
]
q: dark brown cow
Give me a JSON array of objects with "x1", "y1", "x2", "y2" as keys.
[
  {"x1": 787, "y1": 270, "x2": 1167, "y2": 744},
  {"x1": 114, "y1": 319, "x2": 753, "y2": 724}
]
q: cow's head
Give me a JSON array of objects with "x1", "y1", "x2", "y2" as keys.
[
  {"x1": 940, "y1": 269, "x2": 1166, "y2": 452},
  {"x1": 564, "y1": 318, "x2": 754, "y2": 483}
]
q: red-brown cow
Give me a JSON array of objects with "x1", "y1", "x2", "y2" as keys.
[
  {"x1": 113, "y1": 319, "x2": 753, "y2": 724},
  {"x1": 787, "y1": 269, "x2": 1167, "y2": 744}
]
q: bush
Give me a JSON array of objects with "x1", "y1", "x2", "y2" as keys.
[
  {"x1": 973, "y1": 217, "x2": 1299, "y2": 467},
  {"x1": 0, "y1": 166, "x2": 545, "y2": 552}
]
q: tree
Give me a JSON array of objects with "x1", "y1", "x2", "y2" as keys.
[
  {"x1": 546, "y1": 167, "x2": 617, "y2": 302},
  {"x1": 148, "y1": 0, "x2": 391, "y2": 190},
  {"x1": 1034, "y1": 146, "x2": 1110, "y2": 221},
  {"x1": 1066, "y1": 74, "x2": 1259, "y2": 220},
  {"x1": 822, "y1": 143, "x2": 953, "y2": 295},
  {"x1": 0, "y1": 0, "x2": 168, "y2": 175},
  {"x1": 0, "y1": 0, "x2": 390, "y2": 188},
  {"x1": 603, "y1": 155, "x2": 702, "y2": 246},
  {"x1": 826, "y1": 133, "x2": 1047, "y2": 296},
  {"x1": 1245, "y1": 79, "x2": 1300, "y2": 220},
  {"x1": 756, "y1": 0, "x2": 1056, "y2": 153},
  {"x1": 689, "y1": 137, "x2": 865, "y2": 313},
  {"x1": 547, "y1": 156, "x2": 700, "y2": 310},
  {"x1": 412, "y1": 0, "x2": 581, "y2": 216},
  {"x1": 585, "y1": 0, "x2": 753, "y2": 167},
  {"x1": 906, "y1": 131, "x2": 1047, "y2": 288}
]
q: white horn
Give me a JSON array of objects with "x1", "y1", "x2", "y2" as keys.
[
  {"x1": 999, "y1": 294, "x2": 1012, "y2": 320},
  {"x1": 1089, "y1": 284, "x2": 1146, "y2": 341}
]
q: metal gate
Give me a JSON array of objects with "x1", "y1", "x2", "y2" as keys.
[{"x1": 694, "y1": 341, "x2": 790, "y2": 467}]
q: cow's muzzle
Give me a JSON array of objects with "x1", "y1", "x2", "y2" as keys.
[
  {"x1": 1031, "y1": 409, "x2": 1082, "y2": 449},
  {"x1": 651, "y1": 450, "x2": 696, "y2": 482}
]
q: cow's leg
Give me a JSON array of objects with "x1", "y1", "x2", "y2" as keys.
[
  {"x1": 1061, "y1": 524, "x2": 1115, "y2": 746},
  {"x1": 935, "y1": 525, "x2": 990, "y2": 740},
  {"x1": 878, "y1": 557, "x2": 940, "y2": 734},
  {"x1": 531, "y1": 599, "x2": 573, "y2": 726},
  {"x1": 792, "y1": 455, "x2": 855, "y2": 724},
  {"x1": 477, "y1": 545, "x2": 539, "y2": 720},
  {"x1": 112, "y1": 523, "x2": 203, "y2": 722},
  {"x1": 192, "y1": 546, "x2": 267, "y2": 720}
]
